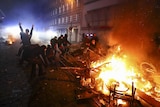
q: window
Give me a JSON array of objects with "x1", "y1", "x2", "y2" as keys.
[
  {"x1": 73, "y1": 14, "x2": 76, "y2": 22},
  {"x1": 58, "y1": 18, "x2": 61, "y2": 24},
  {"x1": 63, "y1": 5, "x2": 65, "y2": 12},
  {"x1": 66, "y1": 16, "x2": 68, "y2": 23},
  {"x1": 71, "y1": 2, "x2": 73, "y2": 9},
  {"x1": 75, "y1": 14, "x2": 78, "y2": 22},
  {"x1": 56, "y1": 19, "x2": 58, "y2": 25},
  {"x1": 66, "y1": 4, "x2": 69, "y2": 11},
  {"x1": 55, "y1": 8, "x2": 57, "y2": 14},
  {"x1": 52, "y1": 19, "x2": 54, "y2": 25},
  {"x1": 76, "y1": 0, "x2": 79, "y2": 7},
  {"x1": 52, "y1": 10, "x2": 54, "y2": 15},
  {"x1": 59, "y1": 7, "x2": 61, "y2": 14},
  {"x1": 70, "y1": 15, "x2": 72, "y2": 22},
  {"x1": 62, "y1": 17, "x2": 64, "y2": 24}
]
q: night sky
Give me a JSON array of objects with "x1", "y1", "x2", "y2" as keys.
[{"x1": 0, "y1": 0, "x2": 46, "y2": 26}]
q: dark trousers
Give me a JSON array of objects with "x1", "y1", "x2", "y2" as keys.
[
  {"x1": 17, "y1": 45, "x2": 24, "y2": 56},
  {"x1": 31, "y1": 58, "x2": 44, "y2": 78}
]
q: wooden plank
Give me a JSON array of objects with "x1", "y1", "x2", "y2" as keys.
[{"x1": 137, "y1": 90, "x2": 160, "y2": 107}]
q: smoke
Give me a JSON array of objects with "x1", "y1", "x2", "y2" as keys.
[
  {"x1": 11, "y1": 4, "x2": 35, "y2": 25},
  {"x1": 0, "y1": 0, "x2": 52, "y2": 46},
  {"x1": 102, "y1": 0, "x2": 160, "y2": 66},
  {"x1": 1, "y1": 0, "x2": 45, "y2": 29}
]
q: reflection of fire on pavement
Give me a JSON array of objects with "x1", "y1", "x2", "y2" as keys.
[{"x1": 60, "y1": 44, "x2": 160, "y2": 107}]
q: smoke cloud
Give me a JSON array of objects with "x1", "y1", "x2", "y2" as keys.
[
  {"x1": 100, "y1": 0, "x2": 160, "y2": 68},
  {"x1": 0, "y1": 0, "x2": 46, "y2": 29}
]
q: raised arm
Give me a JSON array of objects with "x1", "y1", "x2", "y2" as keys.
[
  {"x1": 19, "y1": 22, "x2": 23, "y2": 32},
  {"x1": 30, "y1": 24, "x2": 34, "y2": 36}
]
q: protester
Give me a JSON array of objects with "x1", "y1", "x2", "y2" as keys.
[
  {"x1": 82, "y1": 34, "x2": 90, "y2": 48},
  {"x1": 50, "y1": 36, "x2": 58, "y2": 50},
  {"x1": 46, "y1": 44, "x2": 55, "y2": 64},
  {"x1": 63, "y1": 34, "x2": 71, "y2": 54},
  {"x1": 17, "y1": 22, "x2": 34, "y2": 57},
  {"x1": 90, "y1": 33, "x2": 98, "y2": 50},
  {"x1": 57, "y1": 35, "x2": 64, "y2": 55},
  {"x1": 30, "y1": 45, "x2": 47, "y2": 79}
]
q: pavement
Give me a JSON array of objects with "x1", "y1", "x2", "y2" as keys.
[
  {"x1": 0, "y1": 41, "x2": 94, "y2": 107},
  {"x1": 0, "y1": 42, "x2": 31, "y2": 107}
]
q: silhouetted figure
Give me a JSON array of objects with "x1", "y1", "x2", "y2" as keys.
[
  {"x1": 50, "y1": 36, "x2": 58, "y2": 50},
  {"x1": 82, "y1": 34, "x2": 90, "y2": 48},
  {"x1": 57, "y1": 35, "x2": 64, "y2": 54},
  {"x1": 30, "y1": 45, "x2": 47, "y2": 79},
  {"x1": 46, "y1": 45, "x2": 55, "y2": 64},
  {"x1": 63, "y1": 34, "x2": 71, "y2": 54},
  {"x1": 17, "y1": 22, "x2": 34, "y2": 57},
  {"x1": 90, "y1": 33, "x2": 98, "y2": 50}
]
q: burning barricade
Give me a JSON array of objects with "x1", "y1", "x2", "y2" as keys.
[{"x1": 61, "y1": 44, "x2": 160, "y2": 107}]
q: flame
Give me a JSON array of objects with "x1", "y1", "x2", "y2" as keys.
[
  {"x1": 7, "y1": 35, "x2": 15, "y2": 45},
  {"x1": 82, "y1": 45, "x2": 160, "y2": 103},
  {"x1": 117, "y1": 99, "x2": 127, "y2": 105}
]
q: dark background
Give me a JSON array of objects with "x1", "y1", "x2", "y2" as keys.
[{"x1": 0, "y1": 0, "x2": 47, "y2": 26}]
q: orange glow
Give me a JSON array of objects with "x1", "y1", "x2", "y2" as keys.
[
  {"x1": 8, "y1": 40, "x2": 13, "y2": 45},
  {"x1": 66, "y1": 0, "x2": 73, "y2": 3},
  {"x1": 117, "y1": 99, "x2": 127, "y2": 105},
  {"x1": 81, "y1": 45, "x2": 160, "y2": 104},
  {"x1": 7, "y1": 35, "x2": 15, "y2": 45}
]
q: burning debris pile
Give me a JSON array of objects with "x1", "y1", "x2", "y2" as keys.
[{"x1": 60, "y1": 44, "x2": 160, "y2": 107}]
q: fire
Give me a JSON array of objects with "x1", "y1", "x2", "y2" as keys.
[
  {"x1": 7, "y1": 35, "x2": 15, "y2": 45},
  {"x1": 82, "y1": 45, "x2": 160, "y2": 103},
  {"x1": 117, "y1": 99, "x2": 127, "y2": 105}
]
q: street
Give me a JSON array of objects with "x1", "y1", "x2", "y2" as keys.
[
  {"x1": 0, "y1": 42, "x2": 31, "y2": 107},
  {"x1": 0, "y1": 41, "x2": 93, "y2": 107}
]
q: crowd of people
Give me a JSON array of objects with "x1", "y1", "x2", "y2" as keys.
[
  {"x1": 46, "y1": 33, "x2": 71, "y2": 65},
  {"x1": 16, "y1": 23, "x2": 100, "y2": 80},
  {"x1": 16, "y1": 23, "x2": 72, "y2": 79}
]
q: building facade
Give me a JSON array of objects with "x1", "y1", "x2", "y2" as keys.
[
  {"x1": 81, "y1": 0, "x2": 128, "y2": 36},
  {"x1": 44, "y1": 0, "x2": 83, "y2": 43},
  {"x1": 43, "y1": 0, "x2": 127, "y2": 43}
]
